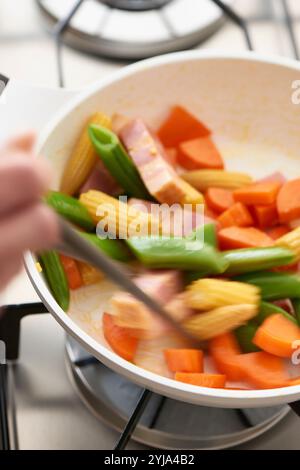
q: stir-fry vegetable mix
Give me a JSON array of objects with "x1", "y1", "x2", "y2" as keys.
[{"x1": 40, "y1": 104, "x2": 300, "y2": 391}]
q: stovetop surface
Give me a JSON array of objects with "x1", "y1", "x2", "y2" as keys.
[{"x1": 1, "y1": 0, "x2": 300, "y2": 450}]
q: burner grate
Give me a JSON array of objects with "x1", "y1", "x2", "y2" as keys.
[{"x1": 100, "y1": 0, "x2": 173, "y2": 11}]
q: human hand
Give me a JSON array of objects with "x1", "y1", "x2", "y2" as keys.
[{"x1": 0, "y1": 133, "x2": 59, "y2": 289}]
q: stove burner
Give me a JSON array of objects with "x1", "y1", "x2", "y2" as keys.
[
  {"x1": 66, "y1": 336, "x2": 290, "y2": 450},
  {"x1": 100, "y1": 0, "x2": 172, "y2": 11}
]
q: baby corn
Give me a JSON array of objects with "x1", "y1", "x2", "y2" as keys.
[
  {"x1": 79, "y1": 190, "x2": 160, "y2": 238},
  {"x1": 185, "y1": 278, "x2": 260, "y2": 311},
  {"x1": 182, "y1": 170, "x2": 253, "y2": 192},
  {"x1": 183, "y1": 304, "x2": 258, "y2": 340},
  {"x1": 60, "y1": 112, "x2": 111, "y2": 195},
  {"x1": 77, "y1": 261, "x2": 104, "y2": 285},
  {"x1": 177, "y1": 178, "x2": 204, "y2": 206},
  {"x1": 275, "y1": 227, "x2": 300, "y2": 261}
]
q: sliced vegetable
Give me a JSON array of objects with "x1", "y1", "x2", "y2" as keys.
[
  {"x1": 209, "y1": 333, "x2": 244, "y2": 381},
  {"x1": 255, "y1": 302, "x2": 297, "y2": 325},
  {"x1": 205, "y1": 188, "x2": 234, "y2": 214},
  {"x1": 224, "y1": 246, "x2": 295, "y2": 275},
  {"x1": 80, "y1": 190, "x2": 159, "y2": 237},
  {"x1": 59, "y1": 254, "x2": 83, "y2": 290},
  {"x1": 253, "y1": 204, "x2": 278, "y2": 229},
  {"x1": 39, "y1": 251, "x2": 69, "y2": 311},
  {"x1": 164, "y1": 349, "x2": 203, "y2": 373},
  {"x1": 235, "y1": 271, "x2": 300, "y2": 301},
  {"x1": 126, "y1": 237, "x2": 228, "y2": 273},
  {"x1": 292, "y1": 299, "x2": 300, "y2": 326},
  {"x1": 275, "y1": 226, "x2": 300, "y2": 262},
  {"x1": 267, "y1": 225, "x2": 290, "y2": 240},
  {"x1": 234, "y1": 323, "x2": 260, "y2": 353},
  {"x1": 183, "y1": 304, "x2": 258, "y2": 341},
  {"x1": 89, "y1": 124, "x2": 150, "y2": 199},
  {"x1": 77, "y1": 261, "x2": 104, "y2": 285},
  {"x1": 185, "y1": 278, "x2": 260, "y2": 310},
  {"x1": 45, "y1": 191, "x2": 94, "y2": 231},
  {"x1": 102, "y1": 312, "x2": 138, "y2": 361},
  {"x1": 218, "y1": 227, "x2": 274, "y2": 250},
  {"x1": 188, "y1": 223, "x2": 217, "y2": 247},
  {"x1": 178, "y1": 137, "x2": 224, "y2": 170},
  {"x1": 234, "y1": 181, "x2": 282, "y2": 206},
  {"x1": 60, "y1": 112, "x2": 111, "y2": 195},
  {"x1": 157, "y1": 105, "x2": 211, "y2": 148},
  {"x1": 80, "y1": 232, "x2": 131, "y2": 262},
  {"x1": 182, "y1": 170, "x2": 253, "y2": 192},
  {"x1": 175, "y1": 372, "x2": 226, "y2": 388},
  {"x1": 277, "y1": 178, "x2": 300, "y2": 223},
  {"x1": 234, "y1": 351, "x2": 288, "y2": 389},
  {"x1": 253, "y1": 313, "x2": 300, "y2": 358},
  {"x1": 218, "y1": 202, "x2": 253, "y2": 228}
]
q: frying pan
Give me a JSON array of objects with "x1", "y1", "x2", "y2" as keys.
[{"x1": 20, "y1": 50, "x2": 300, "y2": 408}]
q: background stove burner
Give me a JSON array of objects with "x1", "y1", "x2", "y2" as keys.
[{"x1": 100, "y1": 0, "x2": 172, "y2": 11}]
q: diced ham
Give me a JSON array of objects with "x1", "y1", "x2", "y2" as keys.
[
  {"x1": 80, "y1": 160, "x2": 121, "y2": 195},
  {"x1": 119, "y1": 119, "x2": 190, "y2": 205},
  {"x1": 111, "y1": 270, "x2": 188, "y2": 339}
]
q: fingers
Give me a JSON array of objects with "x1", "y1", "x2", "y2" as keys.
[
  {"x1": 0, "y1": 154, "x2": 52, "y2": 216},
  {"x1": 4, "y1": 131, "x2": 36, "y2": 153},
  {"x1": 0, "y1": 203, "x2": 59, "y2": 258},
  {"x1": 0, "y1": 254, "x2": 23, "y2": 290}
]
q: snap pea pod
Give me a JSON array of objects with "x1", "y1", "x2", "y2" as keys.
[
  {"x1": 126, "y1": 236, "x2": 228, "y2": 273},
  {"x1": 80, "y1": 232, "x2": 131, "y2": 263},
  {"x1": 39, "y1": 251, "x2": 70, "y2": 312},
  {"x1": 234, "y1": 271, "x2": 300, "y2": 301},
  {"x1": 188, "y1": 223, "x2": 217, "y2": 247},
  {"x1": 224, "y1": 247, "x2": 295, "y2": 275},
  {"x1": 89, "y1": 125, "x2": 150, "y2": 199},
  {"x1": 234, "y1": 323, "x2": 261, "y2": 353},
  {"x1": 257, "y1": 301, "x2": 297, "y2": 325},
  {"x1": 45, "y1": 191, "x2": 94, "y2": 231},
  {"x1": 183, "y1": 224, "x2": 218, "y2": 283},
  {"x1": 292, "y1": 299, "x2": 300, "y2": 326}
]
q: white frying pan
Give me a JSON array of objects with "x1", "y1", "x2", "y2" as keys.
[{"x1": 18, "y1": 50, "x2": 300, "y2": 408}]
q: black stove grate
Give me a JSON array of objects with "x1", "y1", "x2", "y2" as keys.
[
  {"x1": 100, "y1": 0, "x2": 173, "y2": 11},
  {"x1": 1, "y1": 0, "x2": 300, "y2": 451}
]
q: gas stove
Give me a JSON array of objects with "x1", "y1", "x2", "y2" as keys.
[{"x1": 1, "y1": 0, "x2": 300, "y2": 451}]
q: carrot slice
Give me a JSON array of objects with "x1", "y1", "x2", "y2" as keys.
[
  {"x1": 205, "y1": 188, "x2": 234, "y2": 214},
  {"x1": 209, "y1": 333, "x2": 244, "y2": 381},
  {"x1": 59, "y1": 254, "x2": 83, "y2": 290},
  {"x1": 234, "y1": 181, "x2": 282, "y2": 206},
  {"x1": 218, "y1": 202, "x2": 253, "y2": 228},
  {"x1": 157, "y1": 105, "x2": 211, "y2": 148},
  {"x1": 175, "y1": 372, "x2": 226, "y2": 388},
  {"x1": 164, "y1": 349, "x2": 203, "y2": 373},
  {"x1": 253, "y1": 314, "x2": 300, "y2": 358},
  {"x1": 253, "y1": 204, "x2": 279, "y2": 229},
  {"x1": 178, "y1": 137, "x2": 224, "y2": 171},
  {"x1": 267, "y1": 225, "x2": 290, "y2": 240},
  {"x1": 102, "y1": 313, "x2": 138, "y2": 362},
  {"x1": 277, "y1": 178, "x2": 300, "y2": 223},
  {"x1": 235, "y1": 351, "x2": 288, "y2": 389},
  {"x1": 218, "y1": 227, "x2": 274, "y2": 250}
]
